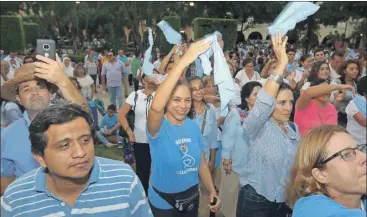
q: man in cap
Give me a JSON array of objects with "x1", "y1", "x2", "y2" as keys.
[{"x1": 0, "y1": 54, "x2": 88, "y2": 194}]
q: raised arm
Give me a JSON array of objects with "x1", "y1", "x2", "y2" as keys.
[
  {"x1": 296, "y1": 84, "x2": 353, "y2": 110},
  {"x1": 148, "y1": 40, "x2": 212, "y2": 137},
  {"x1": 158, "y1": 45, "x2": 177, "y2": 73},
  {"x1": 34, "y1": 55, "x2": 89, "y2": 111},
  {"x1": 243, "y1": 33, "x2": 288, "y2": 138}
]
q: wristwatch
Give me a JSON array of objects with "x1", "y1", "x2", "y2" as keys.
[{"x1": 269, "y1": 74, "x2": 284, "y2": 85}]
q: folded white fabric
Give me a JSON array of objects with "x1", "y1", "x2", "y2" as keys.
[
  {"x1": 199, "y1": 32, "x2": 235, "y2": 116},
  {"x1": 268, "y1": 2, "x2": 320, "y2": 37}
]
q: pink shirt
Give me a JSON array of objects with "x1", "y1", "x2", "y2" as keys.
[{"x1": 295, "y1": 100, "x2": 338, "y2": 137}]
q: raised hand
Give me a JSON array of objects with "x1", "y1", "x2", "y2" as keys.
[
  {"x1": 179, "y1": 39, "x2": 212, "y2": 68},
  {"x1": 34, "y1": 54, "x2": 68, "y2": 86},
  {"x1": 271, "y1": 33, "x2": 288, "y2": 75}
]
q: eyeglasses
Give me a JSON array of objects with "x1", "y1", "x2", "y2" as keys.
[
  {"x1": 108, "y1": 55, "x2": 113, "y2": 57},
  {"x1": 317, "y1": 144, "x2": 366, "y2": 168},
  {"x1": 191, "y1": 87, "x2": 203, "y2": 92}
]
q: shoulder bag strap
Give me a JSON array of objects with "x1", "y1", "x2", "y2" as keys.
[
  {"x1": 201, "y1": 107, "x2": 208, "y2": 135},
  {"x1": 133, "y1": 91, "x2": 138, "y2": 112}
]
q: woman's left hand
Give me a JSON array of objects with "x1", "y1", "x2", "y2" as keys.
[{"x1": 208, "y1": 193, "x2": 221, "y2": 213}]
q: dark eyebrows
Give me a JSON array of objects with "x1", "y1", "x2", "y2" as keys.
[{"x1": 54, "y1": 133, "x2": 92, "y2": 145}]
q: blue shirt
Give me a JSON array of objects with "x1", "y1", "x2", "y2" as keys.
[
  {"x1": 194, "y1": 104, "x2": 218, "y2": 162},
  {"x1": 1, "y1": 112, "x2": 39, "y2": 178},
  {"x1": 100, "y1": 113, "x2": 119, "y2": 130},
  {"x1": 293, "y1": 194, "x2": 366, "y2": 217},
  {"x1": 117, "y1": 55, "x2": 128, "y2": 64},
  {"x1": 221, "y1": 108, "x2": 249, "y2": 180},
  {"x1": 242, "y1": 89, "x2": 300, "y2": 202},
  {"x1": 1, "y1": 157, "x2": 152, "y2": 217},
  {"x1": 147, "y1": 117, "x2": 204, "y2": 209}
]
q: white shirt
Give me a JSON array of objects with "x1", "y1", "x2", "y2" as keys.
[
  {"x1": 76, "y1": 75, "x2": 94, "y2": 98},
  {"x1": 229, "y1": 81, "x2": 241, "y2": 107},
  {"x1": 64, "y1": 66, "x2": 74, "y2": 77},
  {"x1": 235, "y1": 69, "x2": 261, "y2": 87},
  {"x1": 329, "y1": 64, "x2": 340, "y2": 82},
  {"x1": 346, "y1": 100, "x2": 366, "y2": 144},
  {"x1": 301, "y1": 81, "x2": 311, "y2": 90},
  {"x1": 125, "y1": 90, "x2": 155, "y2": 143}
]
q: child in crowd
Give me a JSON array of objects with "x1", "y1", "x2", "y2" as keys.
[{"x1": 96, "y1": 104, "x2": 124, "y2": 148}]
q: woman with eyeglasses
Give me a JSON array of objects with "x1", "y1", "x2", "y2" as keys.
[
  {"x1": 294, "y1": 79, "x2": 353, "y2": 137},
  {"x1": 189, "y1": 76, "x2": 218, "y2": 178},
  {"x1": 236, "y1": 34, "x2": 300, "y2": 217},
  {"x1": 286, "y1": 125, "x2": 366, "y2": 217}
]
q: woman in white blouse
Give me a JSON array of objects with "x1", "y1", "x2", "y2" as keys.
[
  {"x1": 118, "y1": 72, "x2": 158, "y2": 194},
  {"x1": 84, "y1": 53, "x2": 99, "y2": 87},
  {"x1": 73, "y1": 64, "x2": 97, "y2": 123},
  {"x1": 63, "y1": 57, "x2": 74, "y2": 77}
]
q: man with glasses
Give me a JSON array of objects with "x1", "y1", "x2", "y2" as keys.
[{"x1": 101, "y1": 50, "x2": 128, "y2": 109}]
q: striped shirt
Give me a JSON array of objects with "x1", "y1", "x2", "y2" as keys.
[
  {"x1": 1, "y1": 157, "x2": 152, "y2": 217},
  {"x1": 84, "y1": 60, "x2": 98, "y2": 75}
]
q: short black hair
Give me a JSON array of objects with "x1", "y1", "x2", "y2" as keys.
[
  {"x1": 109, "y1": 49, "x2": 116, "y2": 56},
  {"x1": 29, "y1": 103, "x2": 97, "y2": 156},
  {"x1": 314, "y1": 48, "x2": 324, "y2": 56},
  {"x1": 331, "y1": 51, "x2": 344, "y2": 59},
  {"x1": 134, "y1": 50, "x2": 141, "y2": 58},
  {"x1": 107, "y1": 104, "x2": 117, "y2": 112},
  {"x1": 286, "y1": 48, "x2": 296, "y2": 54},
  {"x1": 357, "y1": 76, "x2": 367, "y2": 96}
]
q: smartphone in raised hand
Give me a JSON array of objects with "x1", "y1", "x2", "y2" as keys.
[{"x1": 36, "y1": 39, "x2": 56, "y2": 60}]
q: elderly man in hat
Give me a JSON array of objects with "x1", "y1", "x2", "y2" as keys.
[{"x1": 0, "y1": 54, "x2": 88, "y2": 195}]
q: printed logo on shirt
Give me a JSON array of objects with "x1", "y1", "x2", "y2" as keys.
[{"x1": 175, "y1": 138, "x2": 197, "y2": 175}]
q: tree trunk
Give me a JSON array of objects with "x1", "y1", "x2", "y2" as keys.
[
  {"x1": 306, "y1": 16, "x2": 315, "y2": 52},
  {"x1": 121, "y1": 2, "x2": 144, "y2": 52}
]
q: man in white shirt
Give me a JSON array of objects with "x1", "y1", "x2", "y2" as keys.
[{"x1": 329, "y1": 51, "x2": 344, "y2": 81}]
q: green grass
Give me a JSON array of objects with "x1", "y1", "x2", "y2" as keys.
[{"x1": 95, "y1": 145, "x2": 136, "y2": 171}]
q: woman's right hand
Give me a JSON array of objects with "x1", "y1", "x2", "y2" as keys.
[
  {"x1": 271, "y1": 33, "x2": 288, "y2": 75},
  {"x1": 127, "y1": 131, "x2": 136, "y2": 144},
  {"x1": 179, "y1": 39, "x2": 212, "y2": 69}
]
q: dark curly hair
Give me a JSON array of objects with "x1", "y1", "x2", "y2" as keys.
[{"x1": 238, "y1": 81, "x2": 262, "y2": 110}]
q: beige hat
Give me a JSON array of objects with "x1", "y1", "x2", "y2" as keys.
[{"x1": 1, "y1": 63, "x2": 57, "y2": 101}]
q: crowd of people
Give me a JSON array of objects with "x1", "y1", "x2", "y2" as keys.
[{"x1": 0, "y1": 27, "x2": 366, "y2": 217}]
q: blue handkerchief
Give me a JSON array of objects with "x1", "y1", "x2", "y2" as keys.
[
  {"x1": 142, "y1": 28, "x2": 154, "y2": 76},
  {"x1": 157, "y1": 20, "x2": 182, "y2": 45},
  {"x1": 295, "y1": 49, "x2": 302, "y2": 60},
  {"x1": 195, "y1": 58, "x2": 204, "y2": 77},
  {"x1": 345, "y1": 48, "x2": 360, "y2": 60},
  {"x1": 268, "y1": 2, "x2": 320, "y2": 37},
  {"x1": 199, "y1": 32, "x2": 236, "y2": 116}
]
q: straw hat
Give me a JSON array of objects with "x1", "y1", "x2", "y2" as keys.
[{"x1": 1, "y1": 63, "x2": 58, "y2": 101}]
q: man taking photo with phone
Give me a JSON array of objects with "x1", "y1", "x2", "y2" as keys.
[{"x1": 1, "y1": 54, "x2": 88, "y2": 195}]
